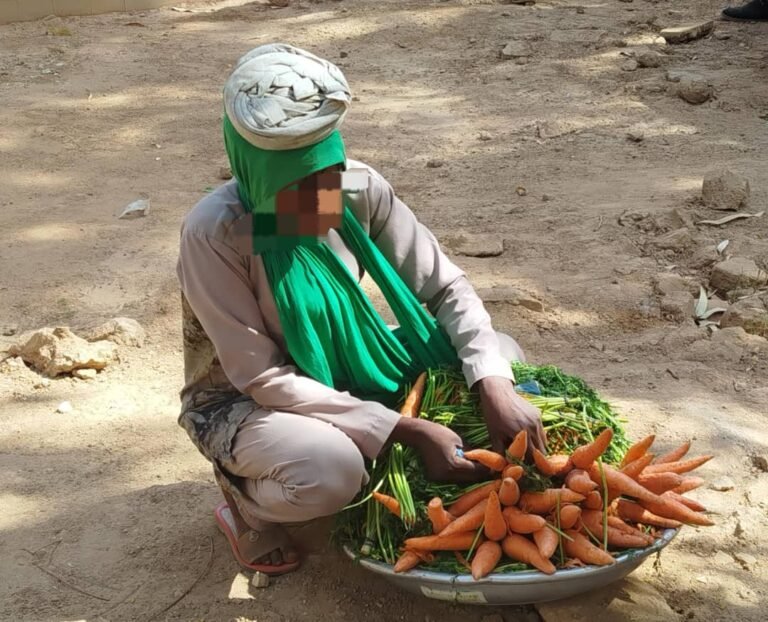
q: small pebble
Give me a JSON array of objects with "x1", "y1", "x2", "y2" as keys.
[
  {"x1": 251, "y1": 571, "x2": 270, "y2": 588},
  {"x1": 478, "y1": 131, "x2": 493, "y2": 141},
  {"x1": 710, "y1": 476, "x2": 735, "y2": 492},
  {"x1": 56, "y1": 401, "x2": 73, "y2": 414},
  {"x1": 750, "y1": 455, "x2": 767, "y2": 472}
]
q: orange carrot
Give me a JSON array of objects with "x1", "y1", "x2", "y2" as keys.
[
  {"x1": 503, "y1": 506, "x2": 547, "y2": 534},
  {"x1": 464, "y1": 449, "x2": 507, "y2": 472},
  {"x1": 584, "y1": 490, "x2": 603, "y2": 510},
  {"x1": 394, "y1": 550, "x2": 421, "y2": 573},
  {"x1": 671, "y1": 476, "x2": 705, "y2": 494},
  {"x1": 448, "y1": 480, "x2": 501, "y2": 516},
  {"x1": 620, "y1": 434, "x2": 656, "y2": 468},
  {"x1": 498, "y1": 477, "x2": 521, "y2": 507},
  {"x1": 637, "y1": 472, "x2": 684, "y2": 495},
  {"x1": 563, "y1": 530, "x2": 615, "y2": 566},
  {"x1": 565, "y1": 469, "x2": 599, "y2": 495},
  {"x1": 620, "y1": 453, "x2": 656, "y2": 480},
  {"x1": 484, "y1": 491, "x2": 507, "y2": 542},
  {"x1": 372, "y1": 491, "x2": 401, "y2": 517},
  {"x1": 606, "y1": 515, "x2": 648, "y2": 537},
  {"x1": 639, "y1": 496, "x2": 714, "y2": 527},
  {"x1": 427, "y1": 497, "x2": 455, "y2": 533},
  {"x1": 399, "y1": 372, "x2": 427, "y2": 417},
  {"x1": 661, "y1": 490, "x2": 706, "y2": 512},
  {"x1": 441, "y1": 498, "x2": 488, "y2": 537},
  {"x1": 533, "y1": 450, "x2": 573, "y2": 477},
  {"x1": 587, "y1": 463, "x2": 658, "y2": 504},
  {"x1": 404, "y1": 531, "x2": 477, "y2": 551},
  {"x1": 507, "y1": 430, "x2": 528, "y2": 461},
  {"x1": 571, "y1": 428, "x2": 614, "y2": 469},
  {"x1": 614, "y1": 498, "x2": 682, "y2": 529},
  {"x1": 502, "y1": 464, "x2": 524, "y2": 481},
  {"x1": 580, "y1": 510, "x2": 654, "y2": 547},
  {"x1": 453, "y1": 551, "x2": 471, "y2": 571},
  {"x1": 520, "y1": 489, "x2": 585, "y2": 514},
  {"x1": 501, "y1": 533, "x2": 556, "y2": 574},
  {"x1": 471, "y1": 541, "x2": 502, "y2": 580},
  {"x1": 642, "y1": 455, "x2": 713, "y2": 475},
  {"x1": 557, "y1": 504, "x2": 582, "y2": 530},
  {"x1": 655, "y1": 440, "x2": 691, "y2": 464},
  {"x1": 533, "y1": 526, "x2": 558, "y2": 559}
]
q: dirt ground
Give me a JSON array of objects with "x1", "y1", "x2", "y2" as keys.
[{"x1": 1, "y1": 0, "x2": 767, "y2": 620}]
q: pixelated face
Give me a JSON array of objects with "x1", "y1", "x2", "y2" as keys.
[{"x1": 275, "y1": 165, "x2": 343, "y2": 237}]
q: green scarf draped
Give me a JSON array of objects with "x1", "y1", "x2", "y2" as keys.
[{"x1": 223, "y1": 115, "x2": 458, "y2": 405}]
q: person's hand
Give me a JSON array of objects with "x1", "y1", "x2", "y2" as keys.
[
  {"x1": 387, "y1": 417, "x2": 490, "y2": 483},
  {"x1": 476, "y1": 376, "x2": 547, "y2": 457}
]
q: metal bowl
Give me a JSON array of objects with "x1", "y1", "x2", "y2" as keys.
[{"x1": 344, "y1": 529, "x2": 677, "y2": 606}]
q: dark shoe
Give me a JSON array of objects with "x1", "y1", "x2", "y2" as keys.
[{"x1": 722, "y1": 0, "x2": 768, "y2": 20}]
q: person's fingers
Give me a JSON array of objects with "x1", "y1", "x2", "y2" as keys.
[{"x1": 453, "y1": 457, "x2": 492, "y2": 482}]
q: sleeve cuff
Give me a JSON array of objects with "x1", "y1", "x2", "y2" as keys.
[
  {"x1": 360, "y1": 403, "x2": 401, "y2": 459},
  {"x1": 463, "y1": 355, "x2": 515, "y2": 388}
]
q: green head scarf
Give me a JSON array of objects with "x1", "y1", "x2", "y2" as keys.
[{"x1": 223, "y1": 114, "x2": 346, "y2": 253}]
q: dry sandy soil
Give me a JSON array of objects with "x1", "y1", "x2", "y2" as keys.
[{"x1": 1, "y1": 1, "x2": 767, "y2": 621}]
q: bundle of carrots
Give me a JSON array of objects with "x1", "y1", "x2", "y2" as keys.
[
  {"x1": 337, "y1": 364, "x2": 715, "y2": 578},
  {"x1": 375, "y1": 427, "x2": 713, "y2": 578}
]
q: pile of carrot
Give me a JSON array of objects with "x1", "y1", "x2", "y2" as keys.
[
  {"x1": 337, "y1": 365, "x2": 716, "y2": 579},
  {"x1": 374, "y1": 426, "x2": 714, "y2": 579}
]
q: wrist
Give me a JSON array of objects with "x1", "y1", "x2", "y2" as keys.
[
  {"x1": 476, "y1": 375, "x2": 513, "y2": 396},
  {"x1": 388, "y1": 416, "x2": 425, "y2": 448}
]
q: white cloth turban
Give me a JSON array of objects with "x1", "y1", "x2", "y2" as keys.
[{"x1": 223, "y1": 43, "x2": 352, "y2": 151}]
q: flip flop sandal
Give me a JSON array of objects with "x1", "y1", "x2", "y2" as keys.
[{"x1": 214, "y1": 501, "x2": 301, "y2": 576}]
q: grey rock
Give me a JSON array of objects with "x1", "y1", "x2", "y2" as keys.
[
  {"x1": 8, "y1": 327, "x2": 117, "y2": 377},
  {"x1": 426, "y1": 158, "x2": 445, "y2": 169},
  {"x1": 665, "y1": 69, "x2": 700, "y2": 83},
  {"x1": 720, "y1": 297, "x2": 768, "y2": 338},
  {"x1": 653, "y1": 227, "x2": 693, "y2": 251},
  {"x1": 251, "y1": 571, "x2": 270, "y2": 588},
  {"x1": 653, "y1": 273, "x2": 691, "y2": 296},
  {"x1": 447, "y1": 234, "x2": 504, "y2": 257},
  {"x1": 710, "y1": 257, "x2": 768, "y2": 292},
  {"x1": 73, "y1": 368, "x2": 98, "y2": 380},
  {"x1": 709, "y1": 476, "x2": 735, "y2": 491},
  {"x1": 714, "y1": 31, "x2": 731, "y2": 40},
  {"x1": 621, "y1": 59, "x2": 639, "y2": 72},
  {"x1": 536, "y1": 119, "x2": 578, "y2": 139},
  {"x1": 733, "y1": 551, "x2": 757, "y2": 570},
  {"x1": 478, "y1": 131, "x2": 493, "y2": 141},
  {"x1": 626, "y1": 130, "x2": 645, "y2": 142},
  {"x1": 677, "y1": 78, "x2": 713, "y2": 105},
  {"x1": 701, "y1": 169, "x2": 750, "y2": 211},
  {"x1": 83, "y1": 317, "x2": 145, "y2": 347},
  {"x1": 2, "y1": 325, "x2": 18, "y2": 336},
  {"x1": 713, "y1": 550, "x2": 734, "y2": 565},
  {"x1": 537, "y1": 576, "x2": 677, "y2": 622},
  {"x1": 660, "y1": 290, "x2": 695, "y2": 322},
  {"x1": 477, "y1": 286, "x2": 544, "y2": 311},
  {"x1": 660, "y1": 21, "x2": 715, "y2": 44},
  {"x1": 637, "y1": 50, "x2": 666, "y2": 68},
  {"x1": 501, "y1": 41, "x2": 532, "y2": 59}
]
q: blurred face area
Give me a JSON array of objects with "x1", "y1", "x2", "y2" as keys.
[{"x1": 275, "y1": 164, "x2": 343, "y2": 237}]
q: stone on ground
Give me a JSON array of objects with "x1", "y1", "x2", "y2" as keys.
[
  {"x1": 653, "y1": 227, "x2": 693, "y2": 251},
  {"x1": 501, "y1": 41, "x2": 532, "y2": 59},
  {"x1": 719, "y1": 297, "x2": 768, "y2": 337},
  {"x1": 447, "y1": 234, "x2": 504, "y2": 257},
  {"x1": 476, "y1": 286, "x2": 544, "y2": 311},
  {"x1": 8, "y1": 327, "x2": 117, "y2": 377},
  {"x1": 677, "y1": 78, "x2": 713, "y2": 105},
  {"x1": 710, "y1": 257, "x2": 768, "y2": 292},
  {"x1": 660, "y1": 21, "x2": 714, "y2": 44},
  {"x1": 83, "y1": 317, "x2": 146, "y2": 347},
  {"x1": 701, "y1": 169, "x2": 750, "y2": 210}
]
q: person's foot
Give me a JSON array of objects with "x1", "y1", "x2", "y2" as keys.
[
  {"x1": 215, "y1": 495, "x2": 300, "y2": 574},
  {"x1": 722, "y1": 0, "x2": 768, "y2": 20}
]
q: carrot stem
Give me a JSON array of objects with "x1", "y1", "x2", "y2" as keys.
[{"x1": 466, "y1": 522, "x2": 485, "y2": 562}]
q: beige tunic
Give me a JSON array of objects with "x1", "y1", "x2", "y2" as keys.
[{"x1": 176, "y1": 160, "x2": 514, "y2": 466}]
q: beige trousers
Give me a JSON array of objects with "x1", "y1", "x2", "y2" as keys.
[{"x1": 221, "y1": 333, "x2": 525, "y2": 526}]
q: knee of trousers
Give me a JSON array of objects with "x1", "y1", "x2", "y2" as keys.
[{"x1": 281, "y1": 438, "x2": 367, "y2": 521}]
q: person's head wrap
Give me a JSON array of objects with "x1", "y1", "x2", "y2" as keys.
[{"x1": 222, "y1": 43, "x2": 352, "y2": 253}]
